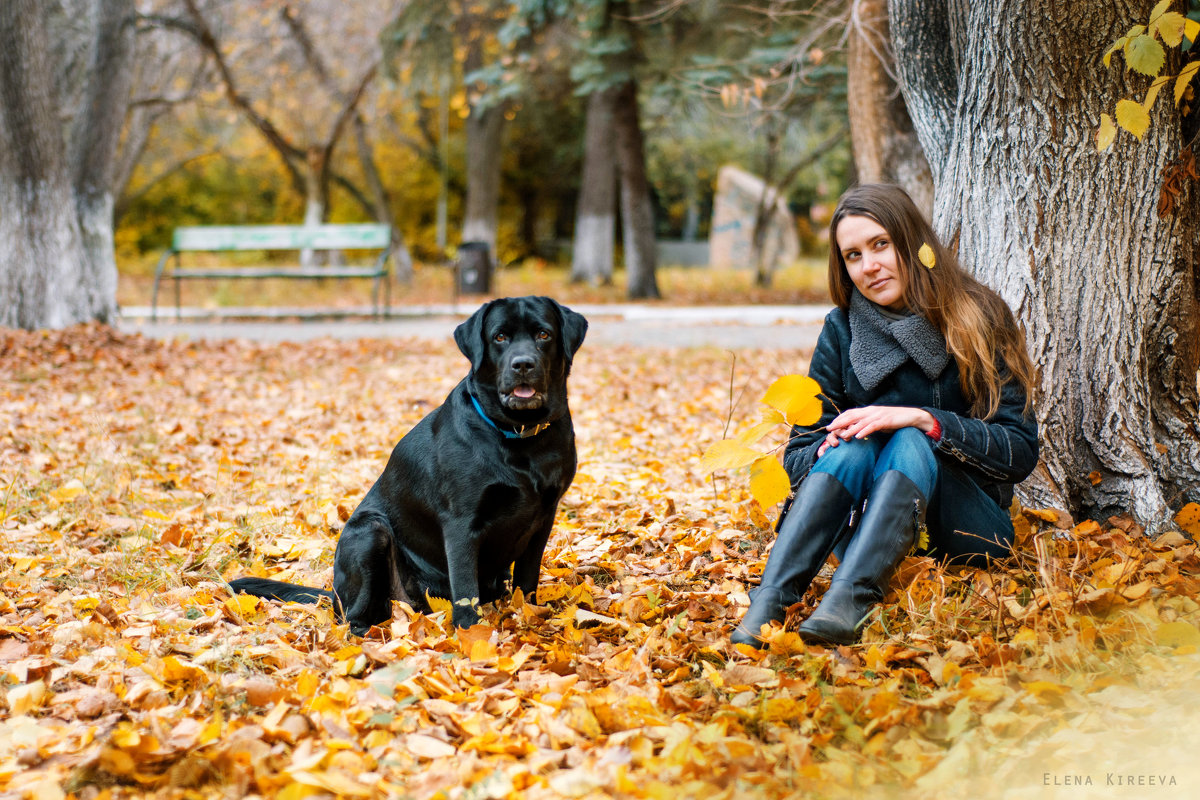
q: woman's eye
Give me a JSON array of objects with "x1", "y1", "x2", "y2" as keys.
[
  {"x1": 875, "y1": 239, "x2": 889, "y2": 249},
  {"x1": 536, "y1": 331, "x2": 551, "y2": 341},
  {"x1": 493, "y1": 333, "x2": 508, "y2": 343}
]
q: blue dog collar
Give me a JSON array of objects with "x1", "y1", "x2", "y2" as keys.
[{"x1": 470, "y1": 394, "x2": 551, "y2": 439}]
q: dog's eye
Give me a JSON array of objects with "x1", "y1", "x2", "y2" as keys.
[
  {"x1": 536, "y1": 330, "x2": 551, "y2": 341},
  {"x1": 493, "y1": 333, "x2": 508, "y2": 343}
]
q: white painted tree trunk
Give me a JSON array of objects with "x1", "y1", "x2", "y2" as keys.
[
  {"x1": 461, "y1": 104, "x2": 505, "y2": 262},
  {"x1": 890, "y1": 0, "x2": 1200, "y2": 529},
  {"x1": 0, "y1": 0, "x2": 132, "y2": 329},
  {"x1": 571, "y1": 88, "x2": 617, "y2": 285}
]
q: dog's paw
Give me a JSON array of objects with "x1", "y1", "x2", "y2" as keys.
[{"x1": 451, "y1": 597, "x2": 481, "y2": 628}]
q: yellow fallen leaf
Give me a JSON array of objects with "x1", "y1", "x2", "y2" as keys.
[
  {"x1": 1022, "y1": 680, "x2": 1069, "y2": 703},
  {"x1": 6, "y1": 680, "x2": 47, "y2": 715},
  {"x1": 425, "y1": 592, "x2": 453, "y2": 619},
  {"x1": 161, "y1": 656, "x2": 207, "y2": 685},
  {"x1": 289, "y1": 770, "x2": 373, "y2": 797},
  {"x1": 224, "y1": 593, "x2": 259, "y2": 617},
  {"x1": 1173, "y1": 502, "x2": 1200, "y2": 536},
  {"x1": 1154, "y1": 621, "x2": 1200, "y2": 648},
  {"x1": 404, "y1": 733, "x2": 457, "y2": 759},
  {"x1": 50, "y1": 479, "x2": 86, "y2": 503}
]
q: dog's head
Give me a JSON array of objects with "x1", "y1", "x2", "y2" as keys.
[{"x1": 455, "y1": 296, "x2": 587, "y2": 422}]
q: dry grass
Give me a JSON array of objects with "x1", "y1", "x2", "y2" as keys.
[{"x1": 116, "y1": 258, "x2": 832, "y2": 310}]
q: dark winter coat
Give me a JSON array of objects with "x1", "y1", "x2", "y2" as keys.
[{"x1": 782, "y1": 305, "x2": 1039, "y2": 511}]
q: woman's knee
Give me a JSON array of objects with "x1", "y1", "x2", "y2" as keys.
[
  {"x1": 811, "y1": 436, "x2": 882, "y2": 498},
  {"x1": 874, "y1": 426, "x2": 937, "y2": 486}
]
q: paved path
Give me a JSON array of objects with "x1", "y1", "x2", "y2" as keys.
[{"x1": 118, "y1": 304, "x2": 830, "y2": 350}]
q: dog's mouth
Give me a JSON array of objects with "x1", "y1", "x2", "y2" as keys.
[{"x1": 501, "y1": 384, "x2": 545, "y2": 410}]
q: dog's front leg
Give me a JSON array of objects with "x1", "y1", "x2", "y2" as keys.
[
  {"x1": 512, "y1": 518, "x2": 554, "y2": 602},
  {"x1": 443, "y1": 527, "x2": 483, "y2": 628}
]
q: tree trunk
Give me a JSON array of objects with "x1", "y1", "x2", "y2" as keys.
[
  {"x1": 461, "y1": 102, "x2": 504, "y2": 261},
  {"x1": 300, "y1": 147, "x2": 328, "y2": 268},
  {"x1": 890, "y1": 0, "x2": 1200, "y2": 529},
  {"x1": 352, "y1": 113, "x2": 413, "y2": 282},
  {"x1": 612, "y1": 79, "x2": 660, "y2": 299},
  {"x1": 0, "y1": 0, "x2": 132, "y2": 329},
  {"x1": 847, "y1": 0, "x2": 932, "y2": 215},
  {"x1": 571, "y1": 87, "x2": 617, "y2": 285},
  {"x1": 72, "y1": 0, "x2": 135, "y2": 322}
]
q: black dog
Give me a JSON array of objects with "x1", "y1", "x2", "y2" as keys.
[{"x1": 230, "y1": 296, "x2": 587, "y2": 633}]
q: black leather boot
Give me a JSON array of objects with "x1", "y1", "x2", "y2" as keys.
[
  {"x1": 731, "y1": 472, "x2": 855, "y2": 648},
  {"x1": 798, "y1": 470, "x2": 926, "y2": 645}
]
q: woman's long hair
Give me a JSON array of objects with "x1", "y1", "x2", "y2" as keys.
[{"x1": 827, "y1": 184, "x2": 1036, "y2": 418}]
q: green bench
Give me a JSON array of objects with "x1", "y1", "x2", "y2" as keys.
[{"x1": 151, "y1": 224, "x2": 394, "y2": 320}]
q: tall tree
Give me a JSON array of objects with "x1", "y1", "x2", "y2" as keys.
[
  {"x1": 600, "y1": 1, "x2": 660, "y2": 298},
  {"x1": 0, "y1": 0, "x2": 135, "y2": 329},
  {"x1": 846, "y1": 0, "x2": 931, "y2": 214},
  {"x1": 890, "y1": 0, "x2": 1200, "y2": 528},
  {"x1": 570, "y1": 86, "x2": 618, "y2": 285}
]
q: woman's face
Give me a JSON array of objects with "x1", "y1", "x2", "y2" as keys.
[{"x1": 836, "y1": 214, "x2": 906, "y2": 311}]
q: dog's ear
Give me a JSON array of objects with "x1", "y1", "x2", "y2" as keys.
[
  {"x1": 454, "y1": 301, "x2": 492, "y2": 372},
  {"x1": 551, "y1": 299, "x2": 588, "y2": 363}
]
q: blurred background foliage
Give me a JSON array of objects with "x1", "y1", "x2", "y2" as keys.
[{"x1": 116, "y1": 0, "x2": 853, "y2": 275}]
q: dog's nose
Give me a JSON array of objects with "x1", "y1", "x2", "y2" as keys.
[{"x1": 511, "y1": 355, "x2": 535, "y2": 373}]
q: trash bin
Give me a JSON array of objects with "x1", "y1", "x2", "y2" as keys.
[{"x1": 456, "y1": 241, "x2": 492, "y2": 295}]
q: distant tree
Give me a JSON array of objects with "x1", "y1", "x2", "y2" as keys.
[
  {"x1": 570, "y1": 85, "x2": 618, "y2": 285},
  {"x1": 386, "y1": 0, "x2": 516, "y2": 263},
  {"x1": 679, "y1": 0, "x2": 850, "y2": 284},
  {"x1": 0, "y1": 0, "x2": 135, "y2": 329},
  {"x1": 154, "y1": 0, "x2": 413, "y2": 276}
]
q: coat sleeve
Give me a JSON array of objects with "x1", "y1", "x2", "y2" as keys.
[
  {"x1": 782, "y1": 319, "x2": 848, "y2": 486},
  {"x1": 921, "y1": 377, "x2": 1039, "y2": 484}
]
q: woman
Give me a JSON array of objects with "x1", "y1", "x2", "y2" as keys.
[{"x1": 732, "y1": 184, "x2": 1038, "y2": 648}]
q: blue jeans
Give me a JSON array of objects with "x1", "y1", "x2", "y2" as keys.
[{"x1": 810, "y1": 427, "x2": 1014, "y2": 565}]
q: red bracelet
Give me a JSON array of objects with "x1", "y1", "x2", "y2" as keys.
[{"x1": 926, "y1": 418, "x2": 942, "y2": 441}]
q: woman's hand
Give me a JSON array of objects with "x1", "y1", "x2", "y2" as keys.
[{"x1": 816, "y1": 406, "x2": 936, "y2": 456}]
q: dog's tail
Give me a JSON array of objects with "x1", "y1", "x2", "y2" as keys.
[{"x1": 228, "y1": 577, "x2": 336, "y2": 607}]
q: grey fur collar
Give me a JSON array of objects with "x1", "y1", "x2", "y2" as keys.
[{"x1": 848, "y1": 289, "x2": 950, "y2": 392}]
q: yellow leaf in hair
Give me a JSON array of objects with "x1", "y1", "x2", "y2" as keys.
[{"x1": 918, "y1": 243, "x2": 937, "y2": 269}]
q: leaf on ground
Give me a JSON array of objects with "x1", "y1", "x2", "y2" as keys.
[{"x1": 1173, "y1": 501, "x2": 1200, "y2": 535}]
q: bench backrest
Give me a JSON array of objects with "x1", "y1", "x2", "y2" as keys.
[{"x1": 172, "y1": 224, "x2": 391, "y2": 252}]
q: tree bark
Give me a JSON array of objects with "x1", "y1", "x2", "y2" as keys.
[
  {"x1": 612, "y1": 79, "x2": 660, "y2": 299},
  {"x1": 0, "y1": 0, "x2": 132, "y2": 329},
  {"x1": 571, "y1": 87, "x2": 618, "y2": 285},
  {"x1": 890, "y1": 0, "x2": 1200, "y2": 529},
  {"x1": 353, "y1": 113, "x2": 414, "y2": 282},
  {"x1": 847, "y1": 0, "x2": 932, "y2": 215}
]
